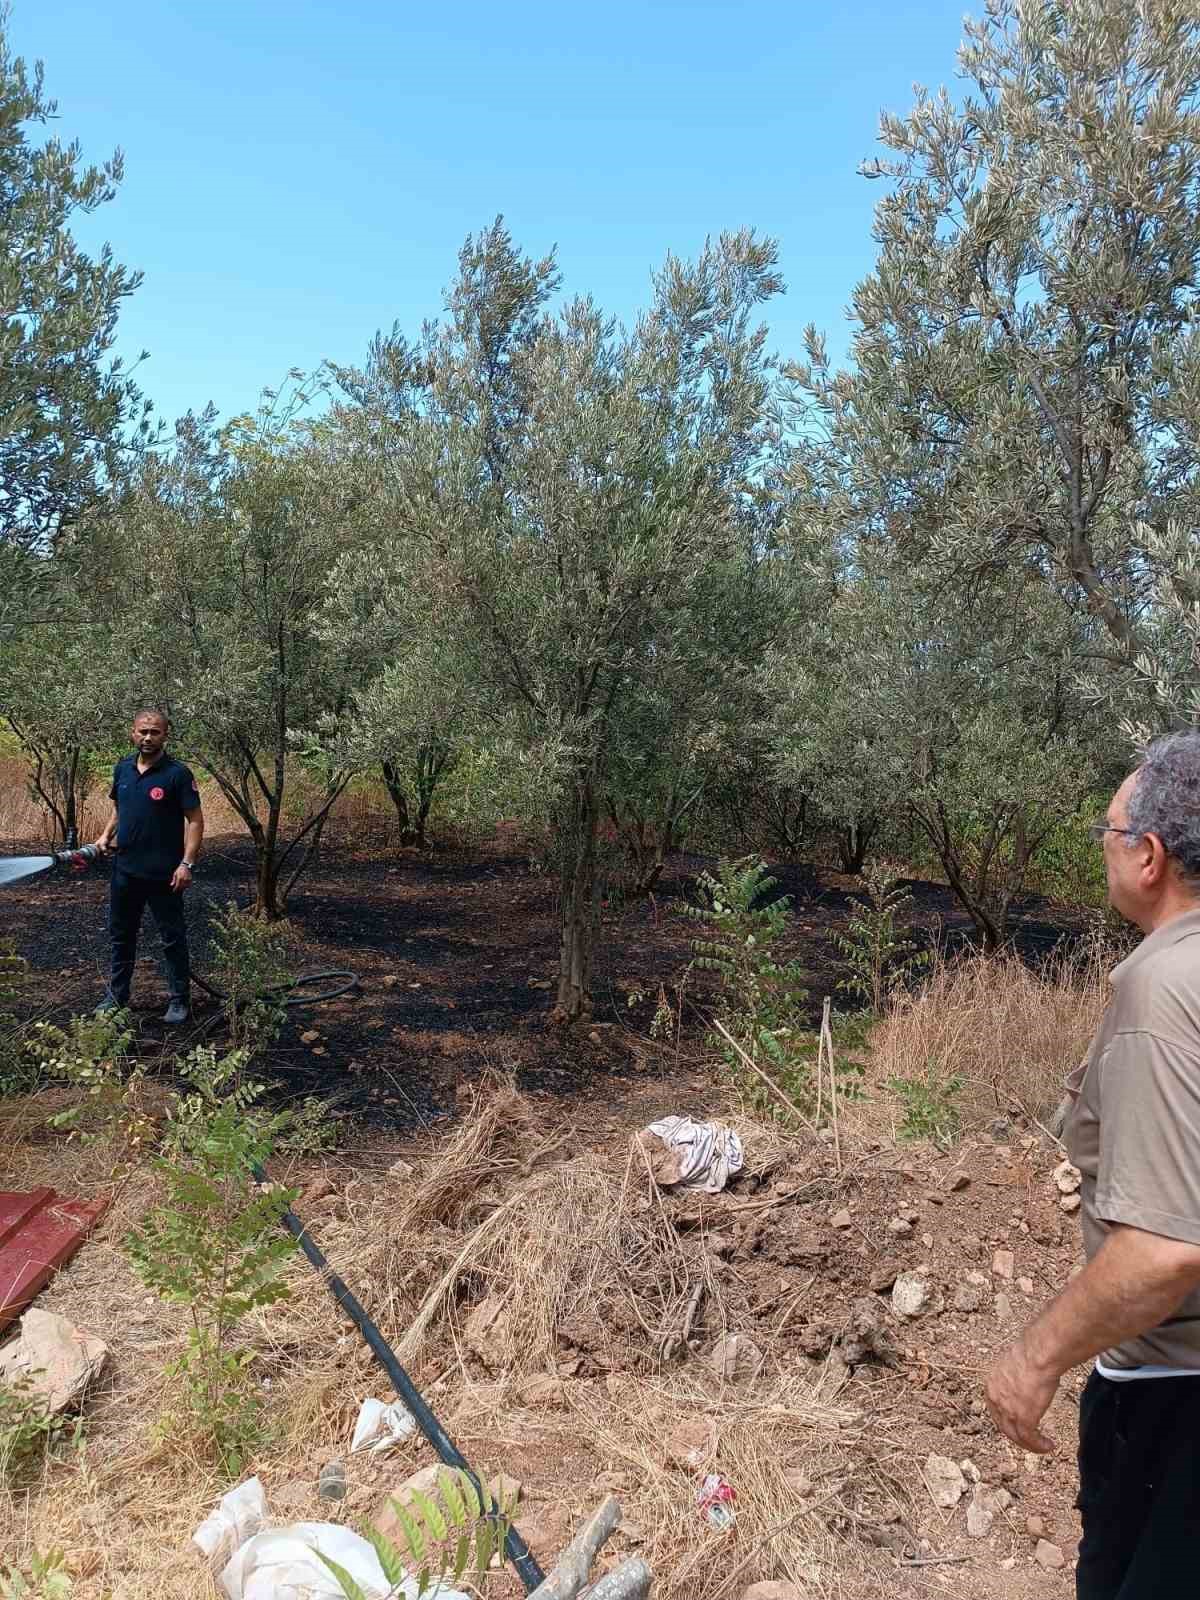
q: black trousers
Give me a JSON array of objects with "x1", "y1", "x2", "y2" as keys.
[
  {"x1": 1076, "y1": 1368, "x2": 1200, "y2": 1598},
  {"x1": 107, "y1": 869, "x2": 190, "y2": 1004}
]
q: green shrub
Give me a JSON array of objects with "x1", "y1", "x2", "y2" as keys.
[
  {"x1": 0, "y1": 942, "x2": 33, "y2": 1096},
  {"x1": 889, "y1": 1072, "x2": 963, "y2": 1148},
  {"x1": 681, "y1": 857, "x2": 817, "y2": 1115},
  {"x1": 0, "y1": 1549, "x2": 73, "y2": 1600},
  {"x1": 0, "y1": 1380, "x2": 81, "y2": 1488},
  {"x1": 124, "y1": 1047, "x2": 298, "y2": 1476},
  {"x1": 830, "y1": 862, "x2": 929, "y2": 1016}
]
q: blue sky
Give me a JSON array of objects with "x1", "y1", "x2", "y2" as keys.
[{"x1": 16, "y1": 1, "x2": 972, "y2": 428}]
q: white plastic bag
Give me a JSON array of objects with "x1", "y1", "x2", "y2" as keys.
[
  {"x1": 218, "y1": 1521, "x2": 471, "y2": 1600},
  {"x1": 218, "y1": 1523, "x2": 390, "y2": 1600},
  {"x1": 193, "y1": 1477, "x2": 267, "y2": 1572},
  {"x1": 351, "y1": 1396, "x2": 418, "y2": 1455}
]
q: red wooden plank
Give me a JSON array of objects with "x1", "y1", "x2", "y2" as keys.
[{"x1": 0, "y1": 1188, "x2": 110, "y2": 1333}]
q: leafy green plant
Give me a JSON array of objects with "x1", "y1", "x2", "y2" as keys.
[
  {"x1": 0, "y1": 941, "x2": 33, "y2": 1096},
  {"x1": 0, "y1": 1550, "x2": 73, "y2": 1600},
  {"x1": 889, "y1": 1073, "x2": 963, "y2": 1149},
  {"x1": 0, "y1": 1379, "x2": 81, "y2": 1488},
  {"x1": 321, "y1": 1469, "x2": 517, "y2": 1600},
  {"x1": 205, "y1": 902, "x2": 291, "y2": 1049},
  {"x1": 25, "y1": 1010, "x2": 156, "y2": 1169},
  {"x1": 124, "y1": 1046, "x2": 298, "y2": 1476},
  {"x1": 830, "y1": 862, "x2": 929, "y2": 1016},
  {"x1": 681, "y1": 857, "x2": 817, "y2": 1111}
]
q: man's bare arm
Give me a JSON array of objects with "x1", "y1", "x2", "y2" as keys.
[
  {"x1": 183, "y1": 809, "x2": 204, "y2": 863},
  {"x1": 987, "y1": 1224, "x2": 1200, "y2": 1451},
  {"x1": 170, "y1": 809, "x2": 204, "y2": 893}
]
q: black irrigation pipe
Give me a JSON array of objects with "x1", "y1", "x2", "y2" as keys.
[
  {"x1": 254, "y1": 1164, "x2": 546, "y2": 1595},
  {"x1": 190, "y1": 970, "x2": 359, "y2": 1007}
]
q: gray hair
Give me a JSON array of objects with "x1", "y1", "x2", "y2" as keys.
[{"x1": 1127, "y1": 731, "x2": 1200, "y2": 890}]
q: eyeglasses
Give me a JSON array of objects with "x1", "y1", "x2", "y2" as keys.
[{"x1": 1089, "y1": 822, "x2": 1140, "y2": 843}]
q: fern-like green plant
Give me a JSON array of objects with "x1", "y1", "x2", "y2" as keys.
[
  {"x1": 124, "y1": 1046, "x2": 299, "y2": 1476},
  {"x1": 830, "y1": 861, "x2": 929, "y2": 1016},
  {"x1": 320, "y1": 1468, "x2": 517, "y2": 1600},
  {"x1": 681, "y1": 856, "x2": 814, "y2": 1106}
]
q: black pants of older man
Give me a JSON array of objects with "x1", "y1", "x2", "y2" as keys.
[{"x1": 1076, "y1": 1369, "x2": 1200, "y2": 1597}]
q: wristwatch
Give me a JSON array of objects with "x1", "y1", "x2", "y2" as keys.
[{"x1": 181, "y1": 859, "x2": 197, "y2": 871}]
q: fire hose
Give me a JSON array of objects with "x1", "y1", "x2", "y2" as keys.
[{"x1": 2, "y1": 841, "x2": 549, "y2": 1592}]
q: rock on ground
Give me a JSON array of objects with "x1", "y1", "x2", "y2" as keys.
[
  {"x1": 0, "y1": 1307, "x2": 108, "y2": 1413},
  {"x1": 923, "y1": 1454, "x2": 967, "y2": 1509}
]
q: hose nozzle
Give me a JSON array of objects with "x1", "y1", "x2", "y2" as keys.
[{"x1": 54, "y1": 844, "x2": 101, "y2": 872}]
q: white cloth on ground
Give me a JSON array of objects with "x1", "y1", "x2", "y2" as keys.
[{"x1": 643, "y1": 1116, "x2": 744, "y2": 1194}]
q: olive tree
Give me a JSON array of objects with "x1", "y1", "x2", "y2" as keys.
[
  {"x1": 0, "y1": 15, "x2": 151, "y2": 626},
  {"x1": 768, "y1": 547, "x2": 1112, "y2": 949},
  {"x1": 0, "y1": 603, "x2": 120, "y2": 841},
  {"x1": 102, "y1": 405, "x2": 365, "y2": 918},
  {"x1": 793, "y1": 0, "x2": 1200, "y2": 732},
  {"x1": 336, "y1": 221, "x2": 786, "y2": 1021}
]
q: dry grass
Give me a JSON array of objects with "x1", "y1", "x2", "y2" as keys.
[
  {"x1": 868, "y1": 934, "x2": 1117, "y2": 1130},
  {"x1": 0, "y1": 1073, "x2": 903, "y2": 1599}
]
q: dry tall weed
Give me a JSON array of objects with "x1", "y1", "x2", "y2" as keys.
[{"x1": 870, "y1": 932, "x2": 1118, "y2": 1128}]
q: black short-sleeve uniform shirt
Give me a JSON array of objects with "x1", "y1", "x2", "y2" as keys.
[{"x1": 109, "y1": 754, "x2": 201, "y2": 881}]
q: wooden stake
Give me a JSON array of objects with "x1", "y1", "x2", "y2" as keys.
[
  {"x1": 821, "y1": 996, "x2": 842, "y2": 1175},
  {"x1": 712, "y1": 1018, "x2": 818, "y2": 1134}
]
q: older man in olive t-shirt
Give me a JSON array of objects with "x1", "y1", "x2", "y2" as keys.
[{"x1": 986, "y1": 731, "x2": 1200, "y2": 1600}]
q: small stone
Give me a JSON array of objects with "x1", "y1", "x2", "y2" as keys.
[
  {"x1": 662, "y1": 1416, "x2": 717, "y2": 1470},
  {"x1": 887, "y1": 1216, "x2": 914, "y2": 1237},
  {"x1": 1053, "y1": 1159, "x2": 1082, "y2": 1195},
  {"x1": 382, "y1": 975, "x2": 399, "y2": 987},
  {"x1": 1001, "y1": 1557, "x2": 1017, "y2": 1570},
  {"x1": 300, "y1": 1029, "x2": 320, "y2": 1044},
  {"x1": 992, "y1": 1249, "x2": 1015, "y2": 1280},
  {"x1": 1035, "y1": 1539, "x2": 1066, "y2": 1570},
  {"x1": 966, "y1": 1485, "x2": 1012, "y2": 1538},
  {"x1": 520, "y1": 1374, "x2": 567, "y2": 1410},
  {"x1": 922, "y1": 1232, "x2": 934, "y2": 1251},
  {"x1": 949, "y1": 1174, "x2": 971, "y2": 1192},
  {"x1": 318, "y1": 1460, "x2": 347, "y2": 1501},
  {"x1": 1026, "y1": 1515, "x2": 1045, "y2": 1537},
  {"x1": 1061, "y1": 1194, "x2": 1082, "y2": 1214},
  {"x1": 990, "y1": 1118, "x2": 1012, "y2": 1139},
  {"x1": 831, "y1": 1209, "x2": 853, "y2": 1229},
  {"x1": 1017, "y1": 1276, "x2": 1035, "y2": 1296},
  {"x1": 995, "y1": 1292, "x2": 1013, "y2": 1322},
  {"x1": 925, "y1": 1190, "x2": 944, "y2": 1205},
  {"x1": 892, "y1": 1271, "x2": 935, "y2": 1319},
  {"x1": 923, "y1": 1454, "x2": 967, "y2": 1509},
  {"x1": 960, "y1": 1459, "x2": 981, "y2": 1483},
  {"x1": 712, "y1": 1333, "x2": 763, "y2": 1382},
  {"x1": 953, "y1": 1276, "x2": 988, "y2": 1313},
  {"x1": 870, "y1": 1260, "x2": 901, "y2": 1293}
]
